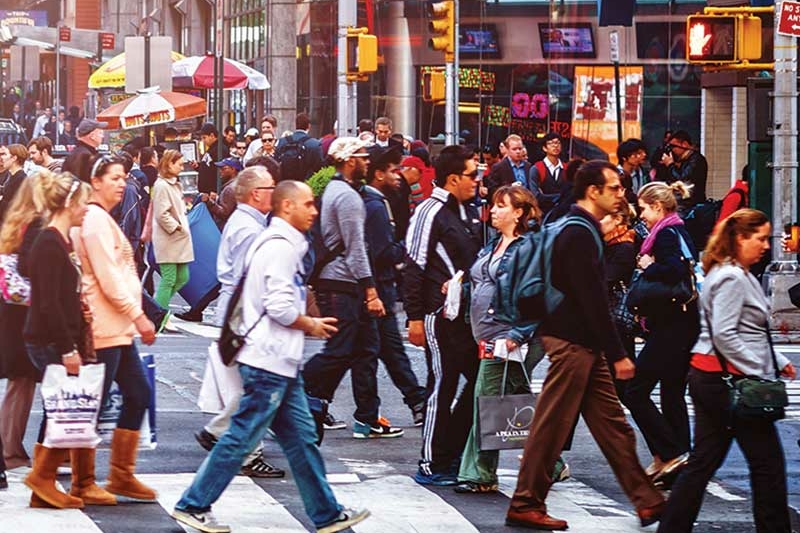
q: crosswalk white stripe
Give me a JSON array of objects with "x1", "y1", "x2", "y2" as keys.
[
  {"x1": 331, "y1": 474, "x2": 481, "y2": 533},
  {"x1": 0, "y1": 474, "x2": 103, "y2": 532},
  {"x1": 144, "y1": 473, "x2": 309, "y2": 532},
  {"x1": 496, "y1": 471, "x2": 648, "y2": 532}
]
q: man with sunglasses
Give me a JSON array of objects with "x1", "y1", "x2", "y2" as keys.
[{"x1": 404, "y1": 145, "x2": 482, "y2": 486}]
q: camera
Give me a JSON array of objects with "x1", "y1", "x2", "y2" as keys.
[{"x1": 662, "y1": 144, "x2": 673, "y2": 156}]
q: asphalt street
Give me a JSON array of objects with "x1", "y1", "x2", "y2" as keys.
[{"x1": 4, "y1": 316, "x2": 800, "y2": 533}]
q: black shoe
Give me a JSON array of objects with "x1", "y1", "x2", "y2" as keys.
[
  {"x1": 411, "y1": 401, "x2": 426, "y2": 427},
  {"x1": 0, "y1": 472, "x2": 7, "y2": 490},
  {"x1": 176, "y1": 310, "x2": 203, "y2": 322},
  {"x1": 323, "y1": 412, "x2": 347, "y2": 430},
  {"x1": 195, "y1": 429, "x2": 218, "y2": 452},
  {"x1": 240, "y1": 454, "x2": 285, "y2": 478}
]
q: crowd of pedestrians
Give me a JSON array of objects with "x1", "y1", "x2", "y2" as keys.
[{"x1": 0, "y1": 113, "x2": 794, "y2": 533}]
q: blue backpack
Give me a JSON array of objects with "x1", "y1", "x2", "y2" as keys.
[{"x1": 514, "y1": 215, "x2": 603, "y2": 322}]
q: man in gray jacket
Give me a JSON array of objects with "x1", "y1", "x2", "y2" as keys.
[
  {"x1": 173, "y1": 181, "x2": 369, "y2": 533},
  {"x1": 303, "y1": 137, "x2": 403, "y2": 439}
]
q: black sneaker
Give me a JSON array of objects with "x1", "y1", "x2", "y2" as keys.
[
  {"x1": 352, "y1": 419, "x2": 404, "y2": 439},
  {"x1": 240, "y1": 454, "x2": 285, "y2": 478},
  {"x1": 176, "y1": 310, "x2": 203, "y2": 322},
  {"x1": 195, "y1": 429, "x2": 219, "y2": 452},
  {"x1": 0, "y1": 472, "x2": 7, "y2": 491},
  {"x1": 453, "y1": 480, "x2": 498, "y2": 494},
  {"x1": 323, "y1": 412, "x2": 347, "y2": 430},
  {"x1": 317, "y1": 507, "x2": 370, "y2": 533},
  {"x1": 411, "y1": 401, "x2": 426, "y2": 427}
]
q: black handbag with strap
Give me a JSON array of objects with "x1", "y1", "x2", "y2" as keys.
[{"x1": 703, "y1": 304, "x2": 787, "y2": 424}]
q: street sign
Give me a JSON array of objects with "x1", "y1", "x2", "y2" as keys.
[
  {"x1": 58, "y1": 26, "x2": 70, "y2": 42},
  {"x1": 99, "y1": 32, "x2": 115, "y2": 50},
  {"x1": 609, "y1": 30, "x2": 620, "y2": 63},
  {"x1": 778, "y1": 0, "x2": 800, "y2": 38}
]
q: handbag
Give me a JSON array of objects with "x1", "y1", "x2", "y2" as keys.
[
  {"x1": 42, "y1": 363, "x2": 106, "y2": 448},
  {"x1": 625, "y1": 228, "x2": 697, "y2": 317},
  {"x1": 609, "y1": 280, "x2": 642, "y2": 336},
  {"x1": 477, "y1": 357, "x2": 536, "y2": 451},
  {"x1": 704, "y1": 305, "x2": 788, "y2": 423},
  {"x1": 0, "y1": 252, "x2": 31, "y2": 306}
]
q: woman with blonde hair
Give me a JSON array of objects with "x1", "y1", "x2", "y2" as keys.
[
  {"x1": 624, "y1": 180, "x2": 700, "y2": 487},
  {"x1": 23, "y1": 170, "x2": 94, "y2": 508},
  {"x1": 151, "y1": 149, "x2": 193, "y2": 311},
  {"x1": 0, "y1": 178, "x2": 43, "y2": 471},
  {"x1": 658, "y1": 209, "x2": 795, "y2": 532},
  {"x1": 72, "y1": 154, "x2": 157, "y2": 503}
]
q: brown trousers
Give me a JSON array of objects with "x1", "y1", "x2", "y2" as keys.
[
  {"x1": 510, "y1": 336, "x2": 662, "y2": 514},
  {"x1": 0, "y1": 376, "x2": 36, "y2": 469}
]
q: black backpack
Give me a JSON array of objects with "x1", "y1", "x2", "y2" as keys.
[
  {"x1": 275, "y1": 134, "x2": 311, "y2": 181},
  {"x1": 682, "y1": 189, "x2": 747, "y2": 251}
]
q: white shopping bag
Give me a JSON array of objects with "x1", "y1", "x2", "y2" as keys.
[
  {"x1": 42, "y1": 363, "x2": 105, "y2": 449},
  {"x1": 97, "y1": 353, "x2": 157, "y2": 450},
  {"x1": 443, "y1": 270, "x2": 464, "y2": 321},
  {"x1": 197, "y1": 342, "x2": 243, "y2": 413}
]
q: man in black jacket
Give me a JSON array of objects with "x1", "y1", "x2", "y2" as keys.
[
  {"x1": 62, "y1": 118, "x2": 107, "y2": 182},
  {"x1": 661, "y1": 130, "x2": 707, "y2": 210},
  {"x1": 405, "y1": 145, "x2": 482, "y2": 486},
  {"x1": 507, "y1": 160, "x2": 664, "y2": 531},
  {"x1": 485, "y1": 134, "x2": 530, "y2": 202}
]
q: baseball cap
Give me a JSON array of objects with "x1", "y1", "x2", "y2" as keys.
[
  {"x1": 328, "y1": 137, "x2": 370, "y2": 161},
  {"x1": 245, "y1": 127, "x2": 259, "y2": 137},
  {"x1": 76, "y1": 118, "x2": 108, "y2": 137},
  {"x1": 214, "y1": 157, "x2": 243, "y2": 171}
]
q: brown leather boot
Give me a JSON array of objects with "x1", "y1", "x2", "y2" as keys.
[
  {"x1": 24, "y1": 444, "x2": 84, "y2": 509},
  {"x1": 70, "y1": 448, "x2": 117, "y2": 505},
  {"x1": 105, "y1": 429, "x2": 157, "y2": 501}
]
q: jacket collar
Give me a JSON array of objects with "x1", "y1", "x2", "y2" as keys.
[
  {"x1": 268, "y1": 216, "x2": 306, "y2": 247},
  {"x1": 159, "y1": 174, "x2": 179, "y2": 185},
  {"x1": 431, "y1": 187, "x2": 467, "y2": 221},
  {"x1": 568, "y1": 204, "x2": 602, "y2": 232},
  {"x1": 237, "y1": 203, "x2": 268, "y2": 226}
]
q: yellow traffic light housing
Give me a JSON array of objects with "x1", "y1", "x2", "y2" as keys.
[
  {"x1": 428, "y1": 1, "x2": 455, "y2": 63},
  {"x1": 346, "y1": 27, "x2": 378, "y2": 82},
  {"x1": 686, "y1": 13, "x2": 762, "y2": 64},
  {"x1": 423, "y1": 69, "x2": 446, "y2": 102}
]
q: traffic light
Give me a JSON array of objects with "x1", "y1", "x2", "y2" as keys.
[
  {"x1": 423, "y1": 69, "x2": 446, "y2": 102},
  {"x1": 686, "y1": 13, "x2": 762, "y2": 64},
  {"x1": 428, "y1": 1, "x2": 455, "y2": 63},
  {"x1": 346, "y1": 27, "x2": 378, "y2": 82}
]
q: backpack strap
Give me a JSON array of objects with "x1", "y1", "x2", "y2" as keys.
[
  {"x1": 534, "y1": 160, "x2": 548, "y2": 185},
  {"x1": 562, "y1": 216, "x2": 603, "y2": 259}
]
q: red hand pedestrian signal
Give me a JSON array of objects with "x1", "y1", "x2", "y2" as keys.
[{"x1": 688, "y1": 21, "x2": 713, "y2": 58}]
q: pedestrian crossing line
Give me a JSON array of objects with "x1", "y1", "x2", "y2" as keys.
[
  {"x1": 173, "y1": 321, "x2": 221, "y2": 338},
  {"x1": 0, "y1": 474, "x2": 102, "y2": 532},
  {"x1": 496, "y1": 471, "x2": 650, "y2": 532},
  {"x1": 330, "y1": 474, "x2": 481, "y2": 533},
  {"x1": 145, "y1": 473, "x2": 309, "y2": 532}
]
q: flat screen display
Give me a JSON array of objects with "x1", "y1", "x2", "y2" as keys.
[
  {"x1": 459, "y1": 24, "x2": 501, "y2": 58},
  {"x1": 538, "y1": 23, "x2": 596, "y2": 58}
]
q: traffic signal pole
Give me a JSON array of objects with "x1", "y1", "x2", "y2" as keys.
[
  {"x1": 446, "y1": 0, "x2": 459, "y2": 146},
  {"x1": 337, "y1": 0, "x2": 358, "y2": 137}
]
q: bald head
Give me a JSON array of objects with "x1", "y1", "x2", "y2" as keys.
[{"x1": 272, "y1": 180, "x2": 317, "y2": 232}]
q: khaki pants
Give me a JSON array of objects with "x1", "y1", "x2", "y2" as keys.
[{"x1": 510, "y1": 336, "x2": 662, "y2": 514}]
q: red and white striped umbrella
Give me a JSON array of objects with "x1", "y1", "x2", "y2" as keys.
[
  {"x1": 171, "y1": 54, "x2": 270, "y2": 90},
  {"x1": 97, "y1": 87, "x2": 207, "y2": 130}
]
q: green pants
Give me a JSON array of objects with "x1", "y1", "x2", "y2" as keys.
[
  {"x1": 458, "y1": 345, "x2": 540, "y2": 484},
  {"x1": 155, "y1": 262, "x2": 190, "y2": 309}
]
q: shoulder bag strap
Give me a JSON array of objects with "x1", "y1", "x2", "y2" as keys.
[{"x1": 237, "y1": 235, "x2": 289, "y2": 336}]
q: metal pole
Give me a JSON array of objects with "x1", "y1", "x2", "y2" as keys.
[
  {"x1": 55, "y1": 25, "x2": 61, "y2": 147},
  {"x1": 144, "y1": 33, "x2": 151, "y2": 146},
  {"x1": 609, "y1": 29, "x2": 622, "y2": 145},
  {"x1": 772, "y1": 1, "x2": 798, "y2": 261},
  {"x1": 337, "y1": 0, "x2": 357, "y2": 137},
  {"x1": 452, "y1": 0, "x2": 459, "y2": 144},
  {"x1": 445, "y1": 61, "x2": 455, "y2": 145},
  {"x1": 215, "y1": 0, "x2": 224, "y2": 191}
]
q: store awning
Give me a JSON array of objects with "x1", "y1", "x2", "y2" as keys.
[{"x1": 0, "y1": 25, "x2": 122, "y2": 61}]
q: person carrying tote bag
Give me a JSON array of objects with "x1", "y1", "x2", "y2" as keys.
[
  {"x1": 658, "y1": 209, "x2": 796, "y2": 533},
  {"x1": 622, "y1": 181, "x2": 700, "y2": 488},
  {"x1": 23, "y1": 171, "x2": 101, "y2": 509}
]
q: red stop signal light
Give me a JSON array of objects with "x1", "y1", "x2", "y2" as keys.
[{"x1": 687, "y1": 15, "x2": 737, "y2": 63}]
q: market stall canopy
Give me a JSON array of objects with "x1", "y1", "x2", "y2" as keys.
[
  {"x1": 97, "y1": 86, "x2": 206, "y2": 130},
  {"x1": 172, "y1": 54, "x2": 270, "y2": 90},
  {"x1": 89, "y1": 51, "x2": 185, "y2": 89}
]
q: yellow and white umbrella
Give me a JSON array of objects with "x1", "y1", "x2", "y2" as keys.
[{"x1": 88, "y1": 51, "x2": 185, "y2": 89}]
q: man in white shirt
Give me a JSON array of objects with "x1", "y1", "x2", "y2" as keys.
[
  {"x1": 173, "y1": 180, "x2": 370, "y2": 533},
  {"x1": 528, "y1": 132, "x2": 565, "y2": 215},
  {"x1": 31, "y1": 107, "x2": 51, "y2": 139}
]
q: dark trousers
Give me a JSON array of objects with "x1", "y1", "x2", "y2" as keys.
[
  {"x1": 97, "y1": 343, "x2": 151, "y2": 431},
  {"x1": 373, "y1": 285, "x2": 425, "y2": 408},
  {"x1": 510, "y1": 336, "x2": 663, "y2": 515},
  {"x1": 624, "y1": 312, "x2": 698, "y2": 461},
  {"x1": 26, "y1": 343, "x2": 65, "y2": 443},
  {"x1": 658, "y1": 369, "x2": 790, "y2": 533},
  {"x1": 419, "y1": 313, "x2": 478, "y2": 474},
  {"x1": 0, "y1": 433, "x2": 6, "y2": 472},
  {"x1": 303, "y1": 290, "x2": 381, "y2": 425}
]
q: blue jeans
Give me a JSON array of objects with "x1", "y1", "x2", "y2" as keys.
[
  {"x1": 25, "y1": 343, "x2": 63, "y2": 443},
  {"x1": 96, "y1": 343, "x2": 151, "y2": 431},
  {"x1": 176, "y1": 365, "x2": 343, "y2": 529},
  {"x1": 303, "y1": 290, "x2": 381, "y2": 425}
]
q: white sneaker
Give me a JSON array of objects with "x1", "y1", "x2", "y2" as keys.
[
  {"x1": 172, "y1": 509, "x2": 231, "y2": 533},
  {"x1": 317, "y1": 508, "x2": 370, "y2": 533}
]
